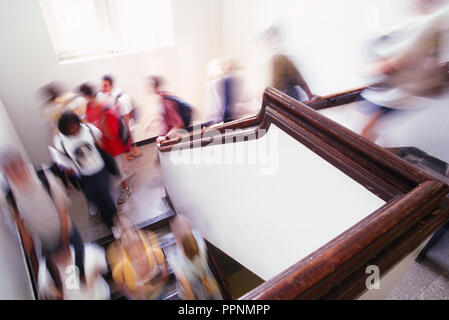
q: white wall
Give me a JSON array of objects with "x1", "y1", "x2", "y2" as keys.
[
  {"x1": 0, "y1": 210, "x2": 35, "y2": 300},
  {"x1": 0, "y1": 0, "x2": 222, "y2": 166},
  {"x1": 0, "y1": 98, "x2": 34, "y2": 299},
  {"x1": 0, "y1": 98, "x2": 28, "y2": 158},
  {"x1": 160, "y1": 125, "x2": 385, "y2": 281},
  {"x1": 0, "y1": 0, "x2": 431, "y2": 166},
  {"x1": 220, "y1": 0, "x2": 416, "y2": 98}
]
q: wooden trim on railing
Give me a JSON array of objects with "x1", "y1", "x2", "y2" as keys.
[
  {"x1": 17, "y1": 233, "x2": 39, "y2": 300},
  {"x1": 157, "y1": 86, "x2": 367, "y2": 151},
  {"x1": 159, "y1": 87, "x2": 433, "y2": 200},
  {"x1": 158, "y1": 86, "x2": 449, "y2": 300},
  {"x1": 240, "y1": 181, "x2": 447, "y2": 300},
  {"x1": 304, "y1": 86, "x2": 366, "y2": 110},
  {"x1": 322, "y1": 198, "x2": 449, "y2": 300}
]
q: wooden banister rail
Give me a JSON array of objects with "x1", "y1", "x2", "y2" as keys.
[
  {"x1": 158, "y1": 87, "x2": 449, "y2": 299},
  {"x1": 17, "y1": 232, "x2": 39, "y2": 300},
  {"x1": 304, "y1": 86, "x2": 366, "y2": 110},
  {"x1": 241, "y1": 181, "x2": 447, "y2": 300},
  {"x1": 158, "y1": 86, "x2": 365, "y2": 153}
]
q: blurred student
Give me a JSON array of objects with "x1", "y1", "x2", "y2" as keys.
[
  {"x1": 204, "y1": 58, "x2": 241, "y2": 126},
  {"x1": 107, "y1": 228, "x2": 168, "y2": 300},
  {"x1": 166, "y1": 215, "x2": 222, "y2": 300},
  {"x1": 97, "y1": 75, "x2": 142, "y2": 162},
  {"x1": 38, "y1": 242, "x2": 110, "y2": 300},
  {"x1": 81, "y1": 83, "x2": 133, "y2": 205},
  {"x1": 145, "y1": 76, "x2": 191, "y2": 144},
  {"x1": 359, "y1": 0, "x2": 449, "y2": 141},
  {"x1": 54, "y1": 112, "x2": 121, "y2": 238},
  {"x1": 0, "y1": 149, "x2": 86, "y2": 297},
  {"x1": 41, "y1": 82, "x2": 87, "y2": 124},
  {"x1": 265, "y1": 26, "x2": 320, "y2": 102},
  {"x1": 39, "y1": 82, "x2": 87, "y2": 191}
]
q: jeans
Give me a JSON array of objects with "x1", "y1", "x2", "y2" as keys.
[
  {"x1": 80, "y1": 168, "x2": 117, "y2": 228},
  {"x1": 45, "y1": 226, "x2": 85, "y2": 291}
]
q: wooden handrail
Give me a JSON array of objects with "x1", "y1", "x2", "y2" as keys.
[
  {"x1": 158, "y1": 86, "x2": 365, "y2": 151},
  {"x1": 305, "y1": 86, "x2": 366, "y2": 110},
  {"x1": 241, "y1": 181, "x2": 447, "y2": 299},
  {"x1": 158, "y1": 86, "x2": 449, "y2": 299}
]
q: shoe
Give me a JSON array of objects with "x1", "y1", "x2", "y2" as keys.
[
  {"x1": 88, "y1": 203, "x2": 97, "y2": 217},
  {"x1": 111, "y1": 226, "x2": 122, "y2": 239},
  {"x1": 117, "y1": 187, "x2": 132, "y2": 205}
]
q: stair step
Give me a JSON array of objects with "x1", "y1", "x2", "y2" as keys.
[
  {"x1": 95, "y1": 210, "x2": 175, "y2": 249},
  {"x1": 108, "y1": 274, "x2": 180, "y2": 300}
]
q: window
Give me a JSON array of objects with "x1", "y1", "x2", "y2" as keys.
[{"x1": 40, "y1": 0, "x2": 175, "y2": 61}]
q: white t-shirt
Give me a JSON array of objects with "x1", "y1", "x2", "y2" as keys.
[
  {"x1": 97, "y1": 88, "x2": 133, "y2": 117},
  {"x1": 54, "y1": 124, "x2": 105, "y2": 176},
  {"x1": 38, "y1": 243, "x2": 110, "y2": 300}
]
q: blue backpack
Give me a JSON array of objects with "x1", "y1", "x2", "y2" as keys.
[{"x1": 164, "y1": 95, "x2": 193, "y2": 128}]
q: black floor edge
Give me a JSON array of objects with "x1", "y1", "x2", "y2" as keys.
[{"x1": 95, "y1": 210, "x2": 175, "y2": 248}]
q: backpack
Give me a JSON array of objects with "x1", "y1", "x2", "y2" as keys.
[
  {"x1": 115, "y1": 93, "x2": 139, "y2": 122},
  {"x1": 105, "y1": 96, "x2": 131, "y2": 146},
  {"x1": 107, "y1": 229, "x2": 167, "y2": 298},
  {"x1": 118, "y1": 115, "x2": 131, "y2": 145},
  {"x1": 164, "y1": 95, "x2": 193, "y2": 128}
]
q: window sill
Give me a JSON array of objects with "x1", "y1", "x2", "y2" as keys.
[{"x1": 58, "y1": 46, "x2": 175, "y2": 65}]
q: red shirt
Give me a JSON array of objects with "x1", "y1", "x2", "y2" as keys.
[
  {"x1": 85, "y1": 101, "x2": 103, "y2": 128},
  {"x1": 86, "y1": 101, "x2": 130, "y2": 156}
]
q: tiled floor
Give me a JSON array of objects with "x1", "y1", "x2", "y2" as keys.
[
  {"x1": 66, "y1": 143, "x2": 168, "y2": 242},
  {"x1": 388, "y1": 225, "x2": 449, "y2": 300}
]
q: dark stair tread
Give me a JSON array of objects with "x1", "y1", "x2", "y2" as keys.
[
  {"x1": 109, "y1": 277, "x2": 180, "y2": 300},
  {"x1": 387, "y1": 147, "x2": 448, "y2": 178},
  {"x1": 95, "y1": 210, "x2": 175, "y2": 248},
  {"x1": 423, "y1": 224, "x2": 449, "y2": 271}
]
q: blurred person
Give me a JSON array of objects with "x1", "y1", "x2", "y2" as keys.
[
  {"x1": 166, "y1": 215, "x2": 222, "y2": 300},
  {"x1": 39, "y1": 82, "x2": 87, "y2": 191},
  {"x1": 0, "y1": 148, "x2": 86, "y2": 297},
  {"x1": 359, "y1": 0, "x2": 449, "y2": 141},
  {"x1": 264, "y1": 26, "x2": 320, "y2": 102},
  {"x1": 82, "y1": 83, "x2": 133, "y2": 205},
  {"x1": 204, "y1": 59, "x2": 226, "y2": 126},
  {"x1": 204, "y1": 58, "x2": 242, "y2": 126},
  {"x1": 97, "y1": 75, "x2": 142, "y2": 162},
  {"x1": 54, "y1": 112, "x2": 121, "y2": 238},
  {"x1": 107, "y1": 228, "x2": 168, "y2": 300},
  {"x1": 40, "y1": 82, "x2": 87, "y2": 125},
  {"x1": 145, "y1": 76, "x2": 191, "y2": 144},
  {"x1": 38, "y1": 242, "x2": 110, "y2": 300}
]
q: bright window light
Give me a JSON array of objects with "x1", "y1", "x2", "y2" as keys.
[{"x1": 39, "y1": 0, "x2": 175, "y2": 61}]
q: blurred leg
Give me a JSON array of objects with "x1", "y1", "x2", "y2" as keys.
[
  {"x1": 69, "y1": 226, "x2": 85, "y2": 283},
  {"x1": 95, "y1": 169, "x2": 117, "y2": 229}
]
